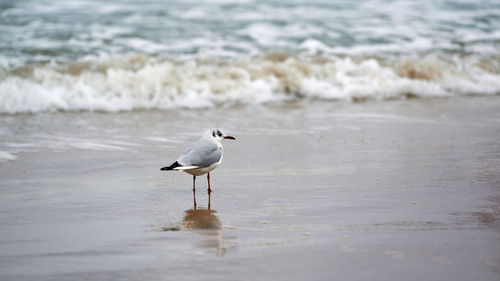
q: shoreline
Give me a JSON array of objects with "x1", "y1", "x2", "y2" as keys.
[{"x1": 1, "y1": 96, "x2": 499, "y2": 281}]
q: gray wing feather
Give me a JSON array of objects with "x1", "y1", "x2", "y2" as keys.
[{"x1": 177, "y1": 138, "x2": 222, "y2": 167}]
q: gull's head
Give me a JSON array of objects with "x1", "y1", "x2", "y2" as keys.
[{"x1": 206, "y1": 128, "x2": 235, "y2": 142}]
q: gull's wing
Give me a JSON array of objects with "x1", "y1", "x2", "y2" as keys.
[{"x1": 177, "y1": 138, "x2": 222, "y2": 168}]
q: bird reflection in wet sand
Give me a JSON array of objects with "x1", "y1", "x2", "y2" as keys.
[{"x1": 182, "y1": 208, "x2": 226, "y2": 255}]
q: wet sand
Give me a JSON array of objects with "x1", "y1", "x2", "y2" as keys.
[{"x1": 1, "y1": 97, "x2": 500, "y2": 281}]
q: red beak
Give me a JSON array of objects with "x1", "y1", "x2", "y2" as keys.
[{"x1": 224, "y1": 136, "x2": 235, "y2": 140}]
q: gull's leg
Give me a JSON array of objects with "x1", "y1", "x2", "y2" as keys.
[
  {"x1": 207, "y1": 173, "x2": 211, "y2": 210},
  {"x1": 193, "y1": 175, "x2": 197, "y2": 210},
  {"x1": 207, "y1": 173, "x2": 211, "y2": 193}
]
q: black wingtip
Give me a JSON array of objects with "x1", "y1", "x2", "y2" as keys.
[{"x1": 160, "y1": 161, "x2": 181, "y2": 171}]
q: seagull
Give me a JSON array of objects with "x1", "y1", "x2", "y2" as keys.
[{"x1": 161, "y1": 129, "x2": 235, "y2": 208}]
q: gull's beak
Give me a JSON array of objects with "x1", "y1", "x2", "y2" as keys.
[{"x1": 224, "y1": 135, "x2": 235, "y2": 140}]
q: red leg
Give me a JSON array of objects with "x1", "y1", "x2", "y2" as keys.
[
  {"x1": 207, "y1": 173, "x2": 211, "y2": 193},
  {"x1": 207, "y1": 173, "x2": 211, "y2": 210},
  {"x1": 193, "y1": 175, "x2": 197, "y2": 210}
]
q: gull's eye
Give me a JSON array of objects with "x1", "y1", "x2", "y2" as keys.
[{"x1": 217, "y1": 130, "x2": 222, "y2": 137}]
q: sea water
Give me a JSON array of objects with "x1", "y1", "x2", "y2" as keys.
[{"x1": 0, "y1": 0, "x2": 499, "y2": 114}]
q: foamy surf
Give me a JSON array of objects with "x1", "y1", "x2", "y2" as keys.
[
  {"x1": 0, "y1": 151, "x2": 17, "y2": 161},
  {"x1": 1, "y1": 54, "x2": 499, "y2": 114}
]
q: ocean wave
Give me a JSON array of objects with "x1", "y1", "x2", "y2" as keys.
[{"x1": 1, "y1": 53, "x2": 499, "y2": 114}]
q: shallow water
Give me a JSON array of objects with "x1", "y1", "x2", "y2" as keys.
[{"x1": 1, "y1": 97, "x2": 499, "y2": 280}]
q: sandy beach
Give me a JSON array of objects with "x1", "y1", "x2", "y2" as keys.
[
  {"x1": 1, "y1": 96, "x2": 499, "y2": 281},
  {"x1": 2, "y1": 1, "x2": 500, "y2": 280}
]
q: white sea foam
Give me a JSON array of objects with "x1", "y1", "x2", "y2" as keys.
[
  {"x1": 0, "y1": 151, "x2": 17, "y2": 161},
  {"x1": 3, "y1": 136, "x2": 140, "y2": 156},
  {"x1": 0, "y1": 54, "x2": 499, "y2": 114}
]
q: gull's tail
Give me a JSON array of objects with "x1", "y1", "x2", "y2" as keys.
[{"x1": 160, "y1": 161, "x2": 181, "y2": 171}]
